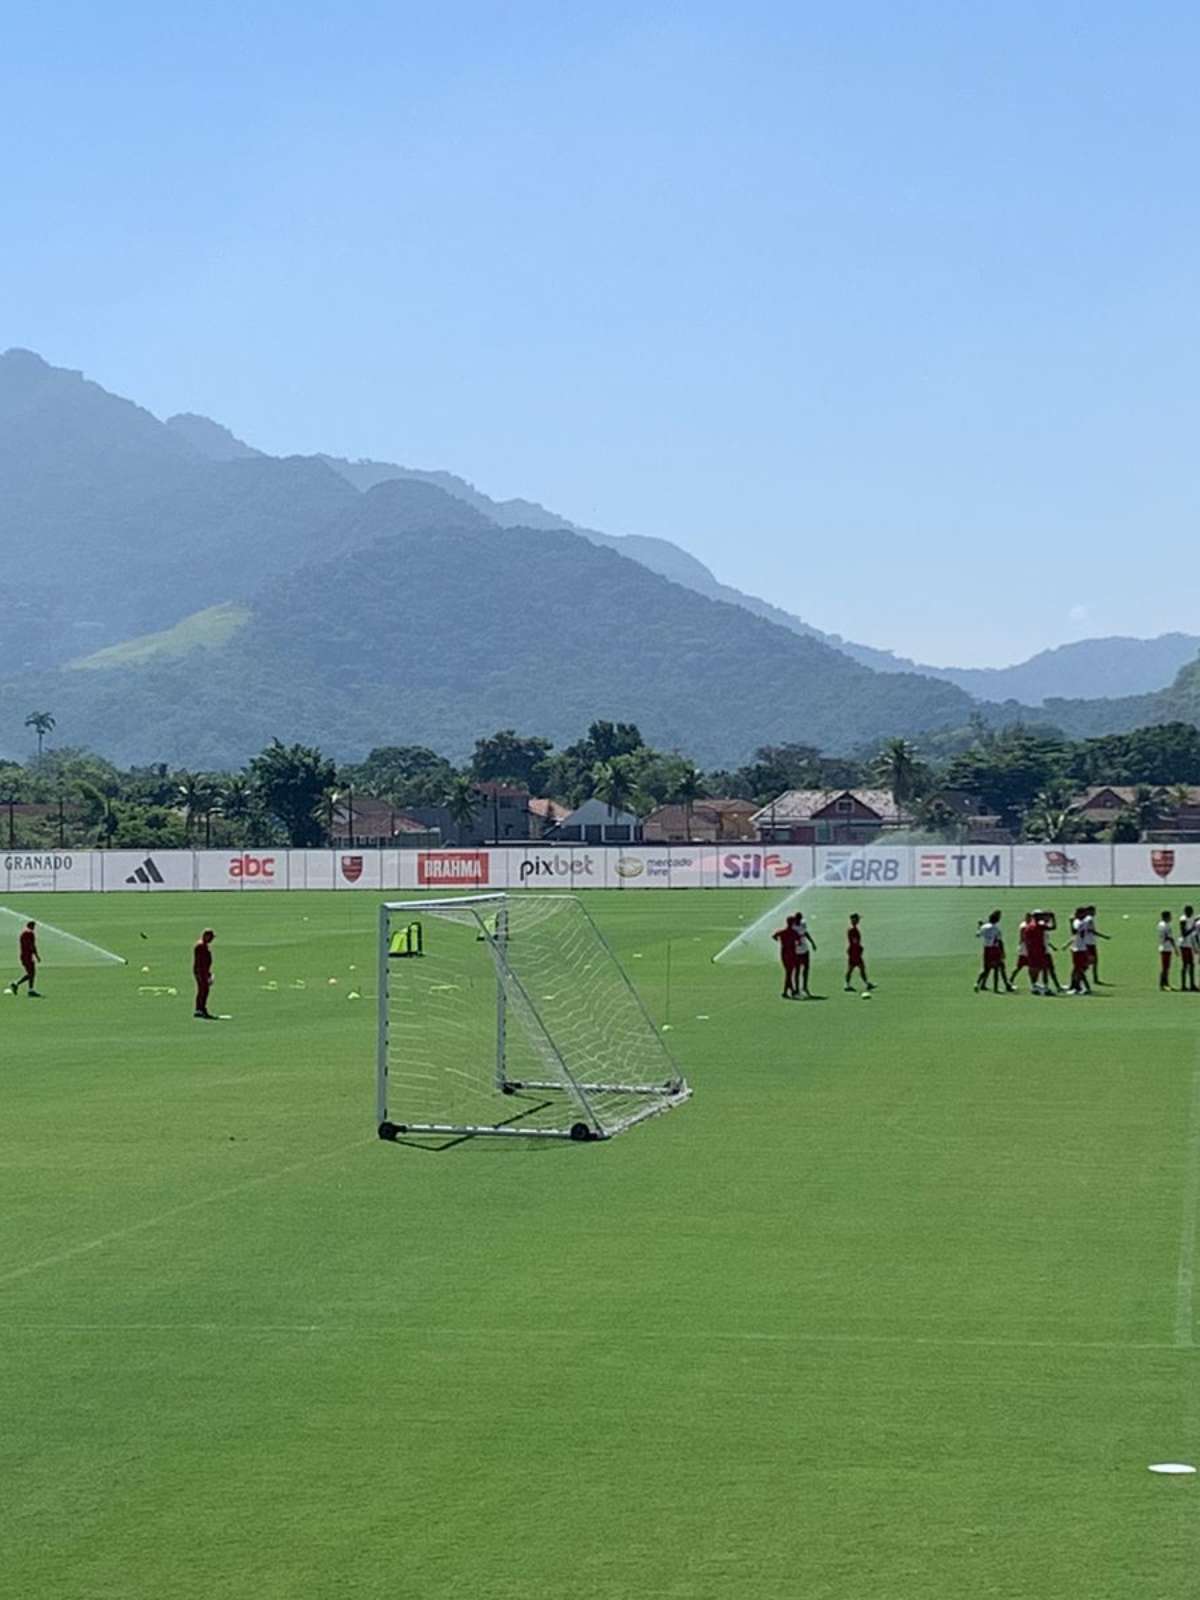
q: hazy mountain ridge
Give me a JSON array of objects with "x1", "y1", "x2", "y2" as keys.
[
  {"x1": 0, "y1": 349, "x2": 358, "y2": 667},
  {"x1": 0, "y1": 349, "x2": 1195, "y2": 769},
  {"x1": 311, "y1": 438, "x2": 1198, "y2": 701},
  {"x1": 0, "y1": 482, "x2": 981, "y2": 766}
]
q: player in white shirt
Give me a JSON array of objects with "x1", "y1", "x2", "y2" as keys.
[
  {"x1": 1158, "y1": 911, "x2": 1177, "y2": 992},
  {"x1": 793, "y1": 915, "x2": 817, "y2": 999},
  {"x1": 974, "y1": 910, "x2": 1013, "y2": 993},
  {"x1": 1178, "y1": 906, "x2": 1196, "y2": 993},
  {"x1": 1083, "y1": 905, "x2": 1110, "y2": 985},
  {"x1": 1068, "y1": 907, "x2": 1093, "y2": 995}
]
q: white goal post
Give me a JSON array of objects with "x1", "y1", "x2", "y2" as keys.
[{"x1": 376, "y1": 893, "x2": 691, "y2": 1142}]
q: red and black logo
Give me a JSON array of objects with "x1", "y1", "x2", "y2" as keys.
[{"x1": 1151, "y1": 849, "x2": 1176, "y2": 880}]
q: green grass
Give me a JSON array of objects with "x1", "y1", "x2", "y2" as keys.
[
  {"x1": 67, "y1": 602, "x2": 251, "y2": 671},
  {"x1": 2, "y1": 888, "x2": 1199, "y2": 1599}
]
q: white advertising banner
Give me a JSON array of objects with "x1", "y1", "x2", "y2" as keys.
[
  {"x1": 99, "y1": 850, "x2": 193, "y2": 891},
  {"x1": 2, "y1": 851, "x2": 95, "y2": 893},
  {"x1": 814, "y1": 845, "x2": 910, "y2": 888},
  {"x1": 194, "y1": 850, "x2": 287, "y2": 890},
  {"x1": 1112, "y1": 844, "x2": 1200, "y2": 887},
  {"x1": 410, "y1": 848, "x2": 497, "y2": 892},
  {"x1": 332, "y1": 850, "x2": 382, "y2": 890},
  {"x1": 12, "y1": 842, "x2": 1200, "y2": 894},
  {"x1": 911, "y1": 848, "x2": 1011, "y2": 888},
  {"x1": 710, "y1": 846, "x2": 812, "y2": 888},
  {"x1": 607, "y1": 847, "x2": 709, "y2": 888},
  {"x1": 510, "y1": 847, "x2": 605, "y2": 891},
  {"x1": 1011, "y1": 844, "x2": 1114, "y2": 889}
]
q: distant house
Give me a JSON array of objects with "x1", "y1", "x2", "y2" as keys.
[
  {"x1": 924, "y1": 787, "x2": 1011, "y2": 844},
  {"x1": 553, "y1": 796, "x2": 643, "y2": 845},
  {"x1": 527, "y1": 796, "x2": 571, "y2": 838},
  {"x1": 642, "y1": 799, "x2": 758, "y2": 844},
  {"x1": 1071, "y1": 785, "x2": 1200, "y2": 841},
  {"x1": 753, "y1": 789, "x2": 909, "y2": 845},
  {"x1": 330, "y1": 797, "x2": 439, "y2": 849},
  {"x1": 1071, "y1": 785, "x2": 1138, "y2": 823}
]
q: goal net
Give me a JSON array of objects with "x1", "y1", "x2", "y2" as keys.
[{"x1": 377, "y1": 893, "x2": 691, "y2": 1142}]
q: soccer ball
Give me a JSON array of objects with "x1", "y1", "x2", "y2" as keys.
[{"x1": 861, "y1": 991, "x2": 872, "y2": 1000}]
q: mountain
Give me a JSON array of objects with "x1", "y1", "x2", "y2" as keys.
[
  {"x1": 924, "y1": 633, "x2": 1200, "y2": 703},
  {"x1": 0, "y1": 349, "x2": 357, "y2": 670},
  {"x1": 314, "y1": 447, "x2": 1198, "y2": 702},
  {"x1": 165, "y1": 412, "x2": 263, "y2": 460},
  {"x1": 1, "y1": 480, "x2": 979, "y2": 767},
  {"x1": 1, "y1": 350, "x2": 1193, "y2": 769}
]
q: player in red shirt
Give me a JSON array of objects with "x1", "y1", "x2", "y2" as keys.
[
  {"x1": 1010, "y1": 912, "x2": 1036, "y2": 990},
  {"x1": 193, "y1": 929, "x2": 216, "y2": 1019},
  {"x1": 772, "y1": 914, "x2": 801, "y2": 999},
  {"x1": 844, "y1": 913, "x2": 874, "y2": 993},
  {"x1": 1022, "y1": 913, "x2": 1051, "y2": 995},
  {"x1": 7, "y1": 920, "x2": 42, "y2": 997}
]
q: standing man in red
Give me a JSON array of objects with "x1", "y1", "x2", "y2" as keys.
[
  {"x1": 193, "y1": 928, "x2": 216, "y2": 1019},
  {"x1": 844, "y1": 913, "x2": 874, "y2": 993},
  {"x1": 772, "y1": 914, "x2": 801, "y2": 999},
  {"x1": 8, "y1": 920, "x2": 41, "y2": 997},
  {"x1": 1023, "y1": 912, "x2": 1050, "y2": 995}
]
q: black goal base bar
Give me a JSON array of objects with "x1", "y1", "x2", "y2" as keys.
[{"x1": 379, "y1": 1119, "x2": 599, "y2": 1142}]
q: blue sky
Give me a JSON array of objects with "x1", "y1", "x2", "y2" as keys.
[{"x1": 4, "y1": 2, "x2": 1198, "y2": 666}]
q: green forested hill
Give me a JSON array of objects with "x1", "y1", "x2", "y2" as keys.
[{"x1": 1, "y1": 487, "x2": 979, "y2": 766}]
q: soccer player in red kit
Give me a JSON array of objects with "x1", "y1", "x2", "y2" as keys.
[
  {"x1": 772, "y1": 914, "x2": 801, "y2": 999},
  {"x1": 8, "y1": 920, "x2": 41, "y2": 997},
  {"x1": 1022, "y1": 912, "x2": 1050, "y2": 994},
  {"x1": 1010, "y1": 913, "x2": 1036, "y2": 990},
  {"x1": 193, "y1": 928, "x2": 216, "y2": 1019},
  {"x1": 844, "y1": 913, "x2": 874, "y2": 992}
]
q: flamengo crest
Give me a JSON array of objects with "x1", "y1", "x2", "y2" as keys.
[{"x1": 1151, "y1": 849, "x2": 1175, "y2": 880}]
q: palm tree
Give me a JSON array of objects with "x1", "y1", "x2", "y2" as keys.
[
  {"x1": 872, "y1": 738, "x2": 921, "y2": 809},
  {"x1": 444, "y1": 775, "x2": 480, "y2": 844},
  {"x1": 669, "y1": 761, "x2": 707, "y2": 841},
  {"x1": 1131, "y1": 784, "x2": 1166, "y2": 839},
  {"x1": 79, "y1": 779, "x2": 120, "y2": 848},
  {"x1": 176, "y1": 772, "x2": 219, "y2": 843},
  {"x1": 1167, "y1": 783, "x2": 1193, "y2": 831},
  {"x1": 592, "y1": 758, "x2": 635, "y2": 822},
  {"x1": 1024, "y1": 787, "x2": 1078, "y2": 844},
  {"x1": 220, "y1": 775, "x2": 255, "y2": 843},
  {"x1": 25, "y1": 711, "x2": 55, "y2": 760}
]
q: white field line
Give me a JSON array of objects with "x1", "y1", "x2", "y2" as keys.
[
  {"x1": 0, "y1": 1324, "x2": 1191, "y2": 1355},
  {"x1": 1174, "y1": 1046, "x2": 1200, "y2": 1350},
  {"x1": 0, "y1": 1136, "x2": 371, "y2": 1289}
]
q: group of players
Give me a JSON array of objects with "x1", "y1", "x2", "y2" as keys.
[
  {"x1": 975, "y1": 907, "x2": 1102, "y2": 995},
  {"x1": 769, "y1": 902, "x2": 1200, "y2": 999},
  {"x1": 772, "y1": 912, "x2": 874, "y2": 998},
  {"x1": 978, "y1": 904, "x2": 1200, "y2": 995}
]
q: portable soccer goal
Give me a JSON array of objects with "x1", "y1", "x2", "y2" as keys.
[{"x1": 376, "y1": 893, "x2": 691, "y2": 1142}]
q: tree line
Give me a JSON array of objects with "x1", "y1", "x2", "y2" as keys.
[{"x1": 2, "y1": 716, "x2": 1199, "y2": 850}]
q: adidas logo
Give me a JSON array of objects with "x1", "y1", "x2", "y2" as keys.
[{"x1": 125, "y1": 857, "x2": 165, "y2": 886}]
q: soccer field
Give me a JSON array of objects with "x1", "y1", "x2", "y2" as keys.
[{"x1": 3, "y1": 888, "x2": 1198, "y2": 1599}]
